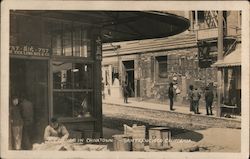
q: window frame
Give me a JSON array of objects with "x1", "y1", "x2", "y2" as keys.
[
  {"x1": 51, "y1": 23, "x2": 93, "y2": 59},
  {"x1": 155, "y1": 55, "x2": 168, "y2": 83},
  {"x1": 51, "y1": 58, "x2": 95, "y2": 119}
]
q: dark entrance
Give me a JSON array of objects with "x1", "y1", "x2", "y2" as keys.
[
  {"x1": 10, "y1": 58, "x2": 49, "y2": 143},
  {"x1": 123, "y1": 60, "x2": 135, "y2": 97}
]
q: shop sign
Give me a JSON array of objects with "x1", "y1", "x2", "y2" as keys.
[{"x1": 10, "y1": 45, "x2": 50, "y2": 56}]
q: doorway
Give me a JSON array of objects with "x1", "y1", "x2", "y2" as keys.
[
  {"x1": 10, "y1": 58, "x2": 49, "y2": 143},
  {"x1": 123, "y1": 60, "x2": 135, "y2": 97}
]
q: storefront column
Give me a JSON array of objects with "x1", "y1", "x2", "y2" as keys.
[{"x1": 93, "y1": 34, "x2": 103, "y2": 137}]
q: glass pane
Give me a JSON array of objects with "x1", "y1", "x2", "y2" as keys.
[
  {"x1": 52, "y1": 34, "x2": 62, "y2": 56},
  {"x1": 73, "y1": 28, "x2": 81, "y2": 57},
  {"x1": 62, "y1": 31, "x2": 72, "y2": 56},
  {"x1": 53, "y1": 92, "x2": 93, "y2": 118},
  {"x1": 159, "y1": 61, "x2": 167, "y2": 78},
  {"x1": 53, "y1": 62, "x2": 93, "y2": 89},
  {"x1": 51, "y1": 24, "x2": 92, "y2": 58}
]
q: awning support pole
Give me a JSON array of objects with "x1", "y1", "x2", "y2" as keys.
[{"x1": 216, "y1": 11, "x2": 224, "y2": 117}]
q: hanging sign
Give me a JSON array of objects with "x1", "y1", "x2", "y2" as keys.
[{"x1": 10, "y1": 45, "x2": 50, "y2": 56}]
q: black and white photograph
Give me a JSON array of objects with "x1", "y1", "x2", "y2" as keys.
[{"x1": 1, "y1": 1, "x2": 249, "y2": 159}]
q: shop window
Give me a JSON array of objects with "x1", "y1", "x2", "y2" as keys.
[
  {"x1": 53, "y1": 91, "x2": 92, "y2": 118},
  {"x1": 156, "y1": 56, "x2": 168, "y2": 78},
  {"x1": 223, "y1": 68, "x2": 237, "y2": 106},
  {"x1": 52, "y1": 61, "x2": 93, "y2": 118}
]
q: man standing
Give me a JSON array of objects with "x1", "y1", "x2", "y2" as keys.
[
  {"x1": 205, "y1": 85, "x2": 214, "y2": 115},
  {"x1": 188, "y1": 85, "x2": 194, "y2": 112},
  {"x1": 20, "y1": 95, "x2": 34, "y2": 150},
  {"x1": 168, "y1": 82, "x2": 175, "y2": 111},
  {"x1": 122, "y1": 82, "x2": 129, "y2": 103},
  {"x1": 192, "y1": 88, "x2": 201, "y2": 114},
  {"x1": 10, "y1": 96, "x2": 23, "y2": 150}
]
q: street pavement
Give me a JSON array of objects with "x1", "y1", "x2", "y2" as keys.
[
  {"x1": 103, "y1": 97, "x2": 240, "y2": 121},
  {"x1": 102, "y1": 97, "x2": 241, "y2": 152}
]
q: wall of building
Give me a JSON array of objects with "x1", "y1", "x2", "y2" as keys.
[
  {"x1": 137, "y1": 48, "x2": 217, "y2": 103},
  {"x1": 102, "y1": 38, "x2": 217, "y2": 104}
]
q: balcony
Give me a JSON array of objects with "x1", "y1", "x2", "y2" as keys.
[
  {"x1": 196, "y1": 28, "x2": 218, "y2": 40},
  {"x1": 196, "y1": 27, "x2": 241, "y2": 41}
]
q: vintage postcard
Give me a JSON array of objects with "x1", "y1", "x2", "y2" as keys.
[{"x1": 1, "y1": 1, "x2": 249, "y2": 159}]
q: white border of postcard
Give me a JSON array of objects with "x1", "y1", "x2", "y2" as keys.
[{"x1": 1, "y1": 1, "x2": 249, "y2": 159}]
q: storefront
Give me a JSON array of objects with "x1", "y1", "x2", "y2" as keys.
[
  {"x1": 9, "y1": 11, "x2": 103, "y2": 143},
  {"x1": 212, "y1": 47, "x2": 241, "y2": 116},
  {"x1": 9, "y1": 10, "x2": 190, "y2": 145}
]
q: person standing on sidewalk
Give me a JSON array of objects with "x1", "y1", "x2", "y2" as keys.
[
  {"x1": 192, "y1": 87, "x2": 201, "y2": 114},
  {"x1": 168, "y1": 82, "x2": 175, "y2": 111},
  {"x1": 10, "y1": 96, "x2": 24, "y2": 150},
  {"x1": 205, "y1": 85, "x2": 214, "y2": 115},
  {"x1": 188, "y1": 85, "x2": 194, "y2": 112},
  {"x1": 122, "y1": 82, "x2": 129, "y2": 103}
]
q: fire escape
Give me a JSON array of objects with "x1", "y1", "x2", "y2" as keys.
[{"x1": 197, "y1": 11, "x2": 237, "y2": 68}]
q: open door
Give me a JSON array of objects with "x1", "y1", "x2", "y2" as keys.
[{"x1": 10, "y1": 58, "x2": 49, "y2": 144}]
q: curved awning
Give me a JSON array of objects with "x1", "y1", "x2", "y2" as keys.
[
  {"x1": 99, "y1": 11, "x2": 190, "y2": 43},
  {"x1": 12, "y1": 11, "x2": 190, "y2": 43},
  {"x1": 212, "y1": 48, "x2": 241, "y2": 67}
]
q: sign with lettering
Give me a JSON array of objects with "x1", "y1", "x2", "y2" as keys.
[{"x1": 10, "y1": 45, "x2": 50, "y2": 56}]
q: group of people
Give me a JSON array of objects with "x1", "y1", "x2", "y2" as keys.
[
  {"x1": 168, "y1": 82, "x2": 214, "y2": 115},
  {"x1": 10, "y1": 94, "x2": 70, "y2": 150},
  {"x1": 9, "y1": 95, "x2": 34, "y2": 150}
]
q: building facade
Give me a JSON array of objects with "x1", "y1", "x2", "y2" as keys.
[{"x1": 102, "y1": 11, "x2": 241, "y2": 116}]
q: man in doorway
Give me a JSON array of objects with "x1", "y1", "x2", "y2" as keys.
[
  {"x1": 168, "y1": 82, "x2": 175, "y2": 111},
  {"x1": 44, "y1": 117, "x2": 69, "y2": 141},
  {"x1": 20, "y1": 95, "x2": 34, "y2": 150}
]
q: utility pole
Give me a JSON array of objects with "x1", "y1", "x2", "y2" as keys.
[{"x1": 216, "y1": 11, "x2": 224, "y2": 117}]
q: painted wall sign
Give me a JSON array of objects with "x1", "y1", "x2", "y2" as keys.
[{"x1": 10, "y1": 45, "x2": 50, "y2": 56}]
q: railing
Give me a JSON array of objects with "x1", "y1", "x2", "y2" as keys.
[{"x1": 195, "y1": 26, "x2": 241, "y2": 41}]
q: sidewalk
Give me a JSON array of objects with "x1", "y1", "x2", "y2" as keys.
[{"x1": 103, "y1": 97, "x2": 241, "y2": 121}]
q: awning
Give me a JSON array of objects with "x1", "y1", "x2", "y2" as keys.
[
  {"x1": 212, "y1": 48, "x2": 241, "y2": 67},
  {"x1": 12, "y1": 11, "x2": 190, "y2": 43}
]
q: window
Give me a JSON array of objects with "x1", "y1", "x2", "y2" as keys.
[
  {"x1": 52, "y1": 61, "x2": 93, "y2": 118},
  {"x1": 51, "y1": 23, "x2": 92, "y2": 58},
  {"x1": 156, "y1": 56, "x2": 168, "y2": 78}
]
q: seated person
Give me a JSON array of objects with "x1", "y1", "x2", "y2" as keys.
[{"x1": 44, "y1": 117, "x2": 69, "y2": 141}]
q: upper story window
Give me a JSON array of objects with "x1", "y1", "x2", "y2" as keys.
[{"x1": 51, "y1": 23, "x2": 92, "y2": 58}]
